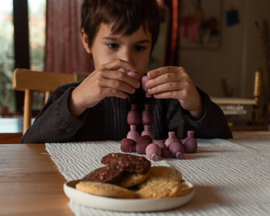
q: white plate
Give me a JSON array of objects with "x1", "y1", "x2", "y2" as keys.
[{"x1": 64, "y1": 180, "x2": 195, "y2": 212}]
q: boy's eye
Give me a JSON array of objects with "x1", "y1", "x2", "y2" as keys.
[
  {"x1": 134, "y1": 46, "x2": 146, "y2": 51},
  {"x1": 107, "y1": 43, "x2": 119, "y2": 49}
]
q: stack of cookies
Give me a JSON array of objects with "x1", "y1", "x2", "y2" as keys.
[{"x1": 76, "y1": 153, "x2": 190, "y2": 199}]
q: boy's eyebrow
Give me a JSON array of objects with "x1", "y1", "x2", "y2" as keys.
[
  {"x1": 102, "y1": 37, "x2": 151, "y2": 44},
  {"x1": 102, "y1": 37, "x2": 122, "y2": 42},
  {"x1": 136, "y1": 39, "x2": 151, "y2": 44}
]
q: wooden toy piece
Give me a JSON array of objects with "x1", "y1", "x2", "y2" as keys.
[
  {"x1": 139, "y1": 135, "x2": 153, "y2": 143},
  {"x1": 121, "y1": 138, "x2": 136, "y2": 153},
  {"x1": 164, "y1": 131, "x2": 177, "y2": 147},
  {"x1": 154, "y1": 141, "x2": 171, "y2": 158},
  {"x1": 136, "y1": 135, "x2": 152, "y2": 154},
  {"x1": 174, "y1": 134, "x2": 183, "y2": 145},
  {"x1": 142, "y1": 75, "x2": 152, "y2": 98},
  {"x1": 127, "y1": 71, "x2": 140, "y2": 81},
  {"x1": 127, "y1": 125, "x2": 140, "y2": 142},
  {"x1": 127, "y1": 104, "x2": 140, "y2": 126},
  {"x1": 141, "y1": 104, "x2": 154, "y2": 125},
  {"x1": 146, "y1": 143, "x2": 161, "y2": 161},
  {"x1": 184, "y1": 131, "x2": 197, "y2": 153},
  {"x1": 141, "y1": 125, "x2": 153, "y2": 140},
  {"x1": 169, "y1": 142, "x2": 184, "y2": 159},
  {"x1": 173, "y1": 134, "x2": 184, "y2": 153}
]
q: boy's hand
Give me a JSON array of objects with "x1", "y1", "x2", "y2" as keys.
[
  {"x1": 70, "y1": 59, "x2": 140, "y2": 117},
  {"x1": 146, "y1": 66, "x2": 203, "y2": 119}
]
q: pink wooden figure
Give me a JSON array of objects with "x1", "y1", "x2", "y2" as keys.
[
  {"x1": 173, "y1": 134, "x2": 184, "y2": 152},
  {"x1": 184, "y1": 131, "x2": 197, "y2": 153},
  {"x1": 146, "y1": 143, "x2": 161, "y2": 161},
  {"x1": 142, "y1": 75, "x2": 152, "y2": 98},
  {"x1": 169, "y1": 142, "x2": 184, "y2": 159},
  {"x1": 127, "y1": 125, "x2": 140, "y2": 142},
  {"x1": 121, "y1": 138, "x2": 136, "y2": 153},
  {"x1": 136, "y1": 136, "x2": 152, "y2": 154},
  {"x1": 165, "y1": 131, "x2": 177, "y2": 147},
  {"x1": 139, "y1": 135, "x2": 153, "y2": 143},
  {"x1": 141, "y1": 125, "x2": 153, "y2": 140},
  {"x1": 141, "y1": 104, "x2": 154, "y2": 125},
  {"x1": 154, "y1": 141, "x2": 171, "y2": 158},
  {"x1": 127, "y1": 104, "x2": 140, "y2": 142},
  {"x1": 127, "y1": 71, "x2": 140, "y2": 81},
  {"x1": 174, "y1": 134, "x2": 183, "y2": 145},
  {"x1": 141, "y1": 104, "x2": 154, "y2": 139},
  {"x1": 127, "y1": 104, "x2": 140, "y2": 126}
]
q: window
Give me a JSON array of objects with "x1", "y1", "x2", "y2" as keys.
[
  {"x1": 0, "y1": 0, "x2": 15, "y2": 113},
  {"x1": 0, "y1": 0, "x2": 46, "y2": 115},
  {"x1": 28, "y1": 0, "x2": 46, "y2": 110},
  {"x1": 28, "y1": 0, "x2": 46, "y2": 71}
]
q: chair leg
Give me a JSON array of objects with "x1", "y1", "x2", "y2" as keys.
[
  {"x1": 23, "y1": 89, "x2": 32, "y2": 135},
  {"x1": 45, "y1": 91, "x2": 51, "y2": 104}
]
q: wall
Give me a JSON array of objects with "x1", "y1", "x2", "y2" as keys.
[
  {"x1": 179, "y1": 0, "x2": 270, "y2": 102},
  {"x1": 244, "y1": 0, "x2": 270, "y2": 107}
]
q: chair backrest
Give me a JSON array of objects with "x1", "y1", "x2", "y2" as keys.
[{"x1": 12, "y1": 69, "x2": 88, "y2": 134}]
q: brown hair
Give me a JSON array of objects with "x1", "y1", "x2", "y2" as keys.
[{"x1": 81, "y1": 0, "x2": 160, "y2": 52}]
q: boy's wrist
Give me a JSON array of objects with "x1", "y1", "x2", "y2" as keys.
[
  {"x1": 188, "y1": 98, "x2": 204, "y2": 120},
  {"x1": 69, "y1": 89, "x2": 87, "y2": 117}
]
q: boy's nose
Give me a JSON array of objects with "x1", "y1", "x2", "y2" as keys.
[{"x1": 120, "y1": 50, "x2": 133, "y2": 64}]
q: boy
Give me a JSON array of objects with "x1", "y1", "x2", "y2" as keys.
[{"x1": 21, "y1": 0, "x2": 232, "y2": 143}]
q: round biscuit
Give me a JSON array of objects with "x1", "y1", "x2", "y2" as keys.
[
  {"x1": 138, "y1": 166, "x2": 182, "y2": 188},
  {"x1": 76, "y1": 181, "x2": 135, "y2": 199},
  {"x1": 118, "y1": 170, "x2": 150, "y2": 188},
  {"x1": 135, "y1": 181, "x2": 182, "y2": 199}
]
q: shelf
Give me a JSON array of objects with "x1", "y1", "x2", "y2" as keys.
[{"x1": 211, "y1": 97, "x2": 256, "y2": 105}]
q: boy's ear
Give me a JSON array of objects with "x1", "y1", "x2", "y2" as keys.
[{"x1": 80, "y1": 29, "x2": 91, "y2": 54}]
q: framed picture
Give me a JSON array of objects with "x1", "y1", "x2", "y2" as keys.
[{"x1": 180, "y1": 0, "x2": 222, "y2": 50}]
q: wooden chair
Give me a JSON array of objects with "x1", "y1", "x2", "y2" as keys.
[{"x1": 12, "y1": 69, "x2": 88, "y2": 134}]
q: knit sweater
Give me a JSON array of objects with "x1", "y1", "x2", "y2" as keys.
[{"x1": 21, "y1": 81, "x2": 232, "y2": 143}]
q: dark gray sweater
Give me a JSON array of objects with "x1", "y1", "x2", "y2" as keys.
[{"x1": 21, "y1": 81, "x2": 232, "y2": 143}]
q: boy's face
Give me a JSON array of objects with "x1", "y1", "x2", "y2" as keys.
[{"x1": 81, "y1": 23, "x2": 152, "y2": 78}]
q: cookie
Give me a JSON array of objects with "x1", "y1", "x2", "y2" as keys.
[
  {"x1": 101, "y1": 153, "x2": 151, "y2": 174},
  {"x1": 138, "y1": 166, "x2": 182, "y2": 188},
  {"x1": 175, "y1": 181, "x2": 191, "y2": 196},
  {"x1": 135, "y1": 181, "x2": 182, "y2": 199},
  {"x1": 76, "y1": 181, "x2": 135, "y2": 199},
  {"x1": 118, "y1": 170, "x2": 150, "y2": 188},
  {"x1": 81, "y1": 166, "x2": 124, "y2": 184}
]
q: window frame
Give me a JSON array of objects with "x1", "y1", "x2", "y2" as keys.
[{"x1": 13, "y1": 0, "x2": 30, "y2": 113}]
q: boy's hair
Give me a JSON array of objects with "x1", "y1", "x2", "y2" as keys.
[{"x1": 81, "y1": 0, "x2": 160, "y2": 52}]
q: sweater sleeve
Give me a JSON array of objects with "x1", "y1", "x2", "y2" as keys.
[
  {"x1": 21, "y1": 83, "x2": 85, "y2": 143},
  {"x1": 167, "y1": 87, "x2": 233, "y2": 139}
]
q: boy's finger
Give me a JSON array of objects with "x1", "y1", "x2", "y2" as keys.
[
  {"x1": 146, "y1": 72, "x2": 184, "y2": 89},
  {"x1": 102, "y1": 59, "x2": 137, "y2": 73},
  {"x1": 148, "y1": 81, "x2": 183, "y2": 95},
  {"x1": 153, "y1": 90, "x2": 181, "y2": 99},
  {"x1": 99, "y1": 78, "x2": 136, "y2": 94},
  {"x1": 147, "y1": 66, "x2": 185, "y2": 79},
  {"x1": 102, "y1": 70, "x2": 140, "y2": 89},
  {"x1": 102, "y1": 87, "x2": 128, "y2": 99}
]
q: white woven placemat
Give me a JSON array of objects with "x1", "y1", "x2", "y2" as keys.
[{"x1": 45, "y1": 138, "x2": 270, "y2": 216}]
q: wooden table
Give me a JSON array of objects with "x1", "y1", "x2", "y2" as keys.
[{"x1": 0, "y1": 144, "x2": 74, "y2": 216}]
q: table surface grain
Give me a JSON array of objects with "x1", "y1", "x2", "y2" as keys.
[{"x1": 0, "y1": 144, "x2": 74, "y2": 216}]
